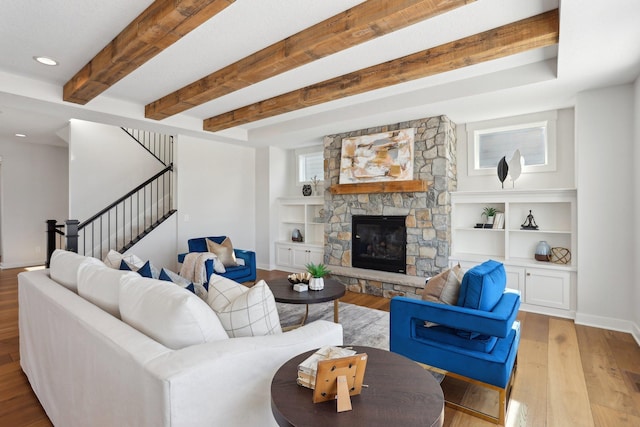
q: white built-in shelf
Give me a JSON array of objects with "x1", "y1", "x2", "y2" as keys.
[{"x1": 450, "y1": 189, "x2": 578, "y2": 318}]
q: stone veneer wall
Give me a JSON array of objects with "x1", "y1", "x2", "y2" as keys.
[{"x1": 323, "y1": 116, "x2": 457, "y2": 299}]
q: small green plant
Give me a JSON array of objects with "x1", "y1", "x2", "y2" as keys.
[
  {"x1": 305, "y1": 262, "x2": 331, "y2": 278},
  {"x1": 482, "y1": 207, "x2": 497, "y2": 218}
]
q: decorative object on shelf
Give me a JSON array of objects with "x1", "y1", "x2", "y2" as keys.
[
  {"x1": 497, "y1": 156, "x2": 509, "y2": 189},
  {"x1": 302, "y1": 184, "x2": 312, "y2": 196},
  {"x1": 521, "y1": 210, "x2": 539, "y2": 230},
  {"x1": 481, "y1": 207, "x2": 497, "y2": 225},
  {"x1": 550, "y1": 247, "x2": 571, "y2": 264},
  {"x1": 508, "y1": 149, "x2": 523, "y2": 188},
  {"x1": 311, "y1": 175, "x2": 320, "y2": 194},
  {"x1": 292, "y1": 228, "x2": 304, "y2": 242},
  {"x1": 535, "y1": 240, "x2": 551, "y2": 261},
  {"x1": 306, "y1": 262, "x2": 331, "y2": 291}
]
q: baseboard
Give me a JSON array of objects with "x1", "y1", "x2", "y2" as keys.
[
  {"x1": 0, "y1": 259, "x2": 45, "y2": 270},
  {"x1": 631, "y1": 322, "x2": 640, "y2": 347},
  {"x1": 575, "y1": 312, "x2": 636, "y2": 337}
]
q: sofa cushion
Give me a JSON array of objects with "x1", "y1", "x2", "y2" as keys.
[
  {"x1": 207, "y1": 276, "x2": 282, "y2": 337},
  {"x1": 456, "y1": 260, "x2": 506, "y2": 311},
  {"x1": 120, "y1": 275, "x2": 228, "y2": 349},
  {"x1": 77, "y1": 259, "x2": 137, "y2": 318},
  {"x1": 206, "y1": 237, "x2": 238, "y2": 267},
  {"x1": 49, "y1": 249, "x2": 95, "y2": 292},
  {"x1": 415, "y1": 321, "x2": 498, "y2": 353},
  {"x1": 103, "y1": 249, "x2": 144, "y2": 270}
]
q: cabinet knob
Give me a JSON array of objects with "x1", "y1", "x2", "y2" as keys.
[{"x1": 526, "y1": 272, "x2": 531, "y2": 276}]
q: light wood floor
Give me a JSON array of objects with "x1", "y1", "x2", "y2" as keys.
[{"x1": 2, "y1": 267, "x2": 639, "y2": 426}]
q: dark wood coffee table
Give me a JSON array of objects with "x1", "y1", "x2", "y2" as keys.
[
  {"x1": 268, "y1": 277, "x2": 345, "y2": 327},
  {"x1": 271, "y1": 346, "x2": 444, "y2": 427}
]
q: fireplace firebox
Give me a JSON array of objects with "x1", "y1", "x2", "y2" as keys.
[{"x1": 352, "y1": 215, "x2": 406, "y2": 274}]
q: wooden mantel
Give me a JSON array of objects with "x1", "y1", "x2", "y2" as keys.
[{"x1": 330, "y1": 180, "x2": 427, "y2": 195}]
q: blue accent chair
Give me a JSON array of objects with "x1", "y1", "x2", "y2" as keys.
[
  {"x1": 177, "y1": 236, "x2": 257, "y2": 284},
  {"x1": 390, "y1": 260, "x2": 520, "y2": 425}
]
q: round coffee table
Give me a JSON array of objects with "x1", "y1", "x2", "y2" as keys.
[
  {"x1": 268, "y1": 277, "x2": 345, "y2": 327},
  {"x1": 271, "y1": 346, "x2": 444, "y2": 427}
]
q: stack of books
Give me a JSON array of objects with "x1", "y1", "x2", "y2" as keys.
[
  {"x1": 297, "y1": 346, "x2": 356, "y2": 389},
  {"x1": 493, "y1": 213, "x2": 505, "y2": 229}
]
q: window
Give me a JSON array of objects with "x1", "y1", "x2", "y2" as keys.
[
  {"x1": 296, "y1": 148, "x2": 324, "y2": 183},
  {"x1": 467, "y1": 111, "x2": 557, "y2": 176}
]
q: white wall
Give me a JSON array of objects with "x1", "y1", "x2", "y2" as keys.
[
  {"x1": 457, "y1": 109, "x2": 575, "y2": 191},
  {"x1": 255, "y1": 146, "x2": 289, "y2": 269},
  {"x1": 176, "y1": 135, "x2": 256, "y2": 256},
  {"x1": 0, "y1": 140, "x2": 68, "y2": 268},
  {"x1": 575, "y1": 84, "x2": 635, "y2": 331},
  {"x1": 634, "y1": 76, "x2": 640, "y2": 342},
  {"x1": 68, "y1": 120, "x2": 165, "y2": 221},
  {"x1": 126, "y1": 213, "x2": 177, "y2": 271}
]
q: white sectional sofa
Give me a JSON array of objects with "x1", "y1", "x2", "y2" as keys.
[{"x1": 18, "y1": 250, "x2": 343, "y2": 427}]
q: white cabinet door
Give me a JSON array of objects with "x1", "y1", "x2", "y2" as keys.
[
  {"x1": 307, "y1": 247, "x2": 324, "y2": 265},
  {"x1": 292, "y1": 247, "x2": 310, "y2": 268},
  {"x1": 276, "y1": 244, "x2": 293, "y2": 267},
  {"x1": 524, "y1": 267, "x2": 570, "y2": 309},
  {"x1": 504, "y1": 265, "x2": 525, "y2": 297}
]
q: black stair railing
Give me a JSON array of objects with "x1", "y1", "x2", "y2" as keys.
[
  {"x1": 121, "y1": 128, "x2": 173, "y2": 166},
  {"x1": 45, "y1": 164, "x2": 175, "y2": 264},
  {"x1": 76, "y1": 164, "x2": 174, "y2": 259}
]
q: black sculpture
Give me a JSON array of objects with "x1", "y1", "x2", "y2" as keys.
[
  {"x1": 497, "y1": 156, "x2": 509, "y2": 189},
  {"x1": 521, "y1": 210, "x2": 539, "y2": 230}
]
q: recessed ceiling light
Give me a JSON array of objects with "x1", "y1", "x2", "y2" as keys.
[
  {"x1": 15, "y1": 133, "x2": 27, "y2": 138},
  {"x1": 34, "y1": 56, "x2": 58, "y2": 66}
]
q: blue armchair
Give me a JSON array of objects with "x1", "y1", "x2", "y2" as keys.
[
  {"x1": 390, "y1": 260, "x2": 520, "y2": 425},
  {"x1": 177, "y1": 236, "x2": 256, "y2": 284}
]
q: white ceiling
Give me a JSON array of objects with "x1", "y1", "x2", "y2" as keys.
[{"x1": 1, "y1": 0, "x2": 639, "y2": 149}]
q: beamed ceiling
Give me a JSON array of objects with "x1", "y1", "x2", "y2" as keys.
[
  {"x1": 63, "y1": 0, "x2": 559, "y2": 133},
  {"x1": 1, "y1": 1, "x2": 640, "y2": 147}
]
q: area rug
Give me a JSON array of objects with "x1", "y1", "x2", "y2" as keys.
[{"x1": 277, "y1": 301, "x2": 390, "y2": 350}]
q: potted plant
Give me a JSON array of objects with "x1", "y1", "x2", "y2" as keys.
[
  {"x1": 305, "y1": 262, "x2": 331, "y2": 291},
  {"x1": 481, "y1": 207, "x2": 497, "y2": 226}
]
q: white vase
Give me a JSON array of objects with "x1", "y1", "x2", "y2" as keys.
[{"x1": 309, "y1": 277, "x2": 324, "y2": 291}]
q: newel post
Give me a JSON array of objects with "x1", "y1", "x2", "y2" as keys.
[
  {"x1": 65, "y1": 220, "x2": 80, "y2": 254},
  {"x1": 45, "y1": 220, "x2": 58, "y2": 268}
]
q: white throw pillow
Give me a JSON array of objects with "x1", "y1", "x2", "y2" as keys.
[
  {"x1": 119, "y1": 275, "x2": 228, "y2": 349},
  {"x1": 103, "y1": 249, "x2": 144, "y2": 270},
  {"x1": 77, "y1": 259, "x2": 136, "y2": 318},
  {"x1": 207, "y1": 277, "x2": 282, "y2": 338},
  {"x1": 49, "y1": 249, "x2": 96, "y2": 292}
]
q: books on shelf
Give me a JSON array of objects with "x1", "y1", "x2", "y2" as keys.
[
  {"x1": 297, "y1": 346, "x2": 356, "y2": 389},
  {"x1": 492, "y1": 213, "x2": 505, "y2": 229}
]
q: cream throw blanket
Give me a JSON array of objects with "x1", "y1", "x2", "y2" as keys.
[{"x1": 179, "y1": 252, "x2": 219, "y2": 284}]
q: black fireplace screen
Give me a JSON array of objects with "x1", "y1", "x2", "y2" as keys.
[{"x1": 352, "y1": 215, "x2": 406, "y2": 274}]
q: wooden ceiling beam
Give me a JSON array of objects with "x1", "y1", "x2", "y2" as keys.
[
  {"x1": 203, "y1": 9, "x2": 559, "y2": 133},
  {"x1": 63, "y1": 0, "x2": 235, "y2": 105},
  {"x1": 145, "y1": 0, "x2": 476, "y2": 120}
]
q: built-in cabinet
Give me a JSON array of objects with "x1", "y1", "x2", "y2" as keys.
[
  {"x1": 450, "y1": 189, "x2": 577, "y2": 318},
  {"x1": 275, "y1": 197, "x2": 325, "y2": 271}
]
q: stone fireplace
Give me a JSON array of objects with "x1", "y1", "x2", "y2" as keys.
[{"x1": 323, "y1": 116, "x2": 457, "y2": 299}]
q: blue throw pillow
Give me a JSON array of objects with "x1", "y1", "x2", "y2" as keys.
[
  {"x1": 137, "y1": 260, "x2": 158, "y2": 278},
  {"x1": 159, "y1": 268, "x2": 197, "y2": 295},
  {"x1": 119, "y1": 259, "x2": 132, "y2": 271},
  {"x1": 456, "y1": 260, "x2": 506, "y2": 311}
]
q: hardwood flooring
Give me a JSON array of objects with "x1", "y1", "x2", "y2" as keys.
[{"x1": 1, "y1": 267, "x2": 638, "y2": 426}]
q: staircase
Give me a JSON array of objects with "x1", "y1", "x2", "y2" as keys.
[{"x1": 47, "y1": 128, "x2": 176, "y2": 263}]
